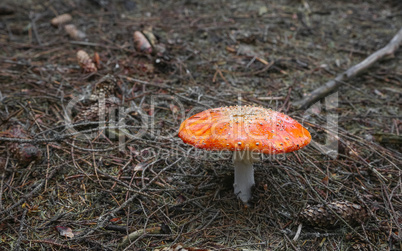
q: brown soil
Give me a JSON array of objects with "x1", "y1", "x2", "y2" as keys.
[{"x1": 0, "y1": 0, "x2": 401, "y2": 250}]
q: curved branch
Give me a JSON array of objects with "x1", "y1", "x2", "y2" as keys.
[{"x1": 293, "y1": 27, "x2": 402, "y2": 110}]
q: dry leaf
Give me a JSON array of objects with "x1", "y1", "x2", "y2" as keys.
[
  {"x1": 55, "y1": 226, "x2": 74, "y2": 238},
  {"x1": 133, "y1": 162, "x2": 146, "y2": 172},
  {"x1": 110, "y1": 217, "x2": 122, "y2": 224},
  {"x1": 321, "y1": 176, "x2": 329, "y2": 186}
]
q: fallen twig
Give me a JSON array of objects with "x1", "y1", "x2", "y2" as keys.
[
  {"x1": 293, "y1": 27, "x2": 402, "y2": 110},
  {"x1": 119, "y1": 226, "x2": 162, "y2": 248}
]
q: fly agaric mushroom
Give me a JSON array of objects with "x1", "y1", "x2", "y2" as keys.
[{"x1": 178, "y1": 105, "x2": 311, "y2": 203}]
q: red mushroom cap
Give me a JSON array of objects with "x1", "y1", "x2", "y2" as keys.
[{"x1": 178, "y1": 106, "x2": 311, "y2": 154}]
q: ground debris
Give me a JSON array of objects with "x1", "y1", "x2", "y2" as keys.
[{"x1": 0, "y1": 0, "x2": 401, "y2": 250}]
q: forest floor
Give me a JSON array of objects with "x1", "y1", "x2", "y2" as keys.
[{"x1": 0, "y1": 0, "x2": 401, "y2": 250}]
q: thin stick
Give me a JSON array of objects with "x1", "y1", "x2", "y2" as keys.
[
  {"x1": 293, "y1": 223, "x2": 302, "y2": 241},
  {"x1": 293, "y1": 27, "x2": 402, "y2": 110},
  {"x1": 119, "y1": 226, "x2": 161, "y2": 248}
]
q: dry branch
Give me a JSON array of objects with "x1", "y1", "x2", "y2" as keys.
[
  {"x1": 119, "y1": 226, "x2": 162, "y2": 248},
  {"x1": 293, "y1": 27, "x2": 402, "y2": 110}
]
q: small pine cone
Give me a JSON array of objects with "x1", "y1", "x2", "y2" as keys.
[
  {"x1": 8, "y1": 126, "x2": 27, "y2": 138},
  {"x1": 73, "y1": 104, "x2": 100, "y2": 124},
  {"x1": 7, "y1": 126, "x2": 42, "y2": 166},
  {"x1": 65, "y1": 24, "x2": 86, "y2": 40},
  {"x1": 77, "y1": 50, "x2": 97, "y2": 73},
  {"x1": 51, "y1": 13, "x2": 72, "y2": 27},
  {"x1": 299, "y1": 201, "x2": 368, "y2": 228},
  {"x1": 142, "y1": 26, "x2": 157, "y2": 47},
  {"x1": 10, "y1": 143, "x2": 42, "y2": 166},
  {"x1": 133, "y1": 31, "x2": 152, "y2": 53},
  {"x1": 349, "y1": 237, "x2": 370, "y2": 251}
]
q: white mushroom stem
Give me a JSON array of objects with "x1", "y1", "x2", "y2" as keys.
[{"x1": 233, "y1": 150, "x2": 258, "y2": 203}]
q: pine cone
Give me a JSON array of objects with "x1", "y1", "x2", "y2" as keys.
[
  {"x1": 133, "y1": 31, "x2": 152, "y2": 54},
  {"x1": 77, "y1": 50, "x2": 97, "y2": 73},
  {"x1": 6, "y1": 126, "x2": 42, "y2": 166},
  {"x1": 348, "y1": 235, "x2": 370, "y2": 251},
  {"x1": 10, "y1": 143, "x2": 42, "y2": 166},
  {"x1": 89, "y1": 77, "x2": 118, "y2": 101},
  {"x1": 65, "y1": 24, "x2": 86, "y2": 40},
  {"x1": 74, "y1": 76, "x2": 120, "y2": 124},
  {"x1": 73, "y1": 100, "x2": 118, "y2": 124},
  {"x1": 299, "y1": 201, "x2": 368, "y2": 228}
]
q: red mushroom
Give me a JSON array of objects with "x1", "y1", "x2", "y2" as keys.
[{"x1": 178, "y1": 105, "x2": 311, "y2": 203}]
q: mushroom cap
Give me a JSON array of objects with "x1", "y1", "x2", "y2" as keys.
[{"x1": 178, "y1": 106, "x2": 311, "y2": 154}]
